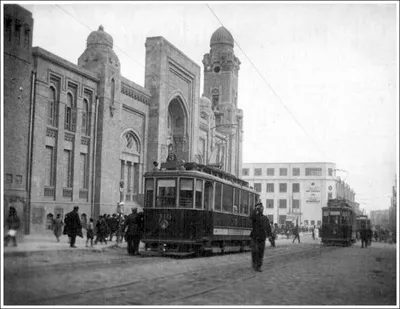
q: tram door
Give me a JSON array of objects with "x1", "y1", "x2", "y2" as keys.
[{"x1": 204, "y1": 181, "x2": 213, "y2": 211}]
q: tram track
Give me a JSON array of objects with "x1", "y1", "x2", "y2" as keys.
[{"x1": 17, "y1": 243, "x2": 341, "y2": 305}]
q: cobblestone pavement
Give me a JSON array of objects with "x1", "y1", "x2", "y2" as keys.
[{"x1": 3, "y1": 236, "x2": 396, "y2": 306}]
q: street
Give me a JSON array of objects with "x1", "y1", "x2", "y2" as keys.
[{"x1": 3, "y1": 236, "x2": 397, "y2": 306}]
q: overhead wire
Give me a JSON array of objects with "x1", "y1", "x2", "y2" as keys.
[{"x1": 206, "y1": 4, "x2": 327, "y2": 158}]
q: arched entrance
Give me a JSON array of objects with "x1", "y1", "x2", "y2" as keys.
[{"x1": 167, "y1": 96, "x2": 189, "y2": 161}]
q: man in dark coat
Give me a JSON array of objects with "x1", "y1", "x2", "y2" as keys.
[
  {"x1": 123, "y1": 207, "x2": 144, "y2": 255},
  {"x1": 65, "y1": 206, "x2": 82, "y2": 248},
  {"x1": 5, "y1": 206, "x2": 21, "y2": 247},
  {"x1": 250, "y1": 203, "x2": 271, "y2": 272}
]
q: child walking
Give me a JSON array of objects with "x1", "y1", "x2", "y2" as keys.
[{"x1": 86, "y1": 218, "x2": 94, "y2": 247}]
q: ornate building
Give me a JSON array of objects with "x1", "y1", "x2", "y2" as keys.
[{"x1": 3, "y1": 4, "x2": 243, "y2": 234}]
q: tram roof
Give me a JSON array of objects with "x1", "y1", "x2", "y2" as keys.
[{"x1": 145, "y1": 161, "x2": 250, "y2": 188}]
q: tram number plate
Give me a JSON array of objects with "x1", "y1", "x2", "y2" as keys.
[{"x1": 213, "y1": 228, "x2": 251, "y2": 236}]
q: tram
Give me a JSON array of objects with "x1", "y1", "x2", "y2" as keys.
[
  {"x1": 321, "y1": 198, "x2": 357, "y2": 246},
  {"x1": 141, "y1": 157, "x2": 260, "y2": 256}
]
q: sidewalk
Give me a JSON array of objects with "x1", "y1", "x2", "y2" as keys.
[{"x1": 2, "y1": 232, "x2": 117, "y2": 257}]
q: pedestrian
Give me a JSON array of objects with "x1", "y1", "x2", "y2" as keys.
[
  {"x1": 250, "y1": 202, "x2": 271, "y2": 272},
  {"x1": 52, "y1": 214, "x2": 64, "y2": 242},
  {"x1": 86, "y1": 218, "x2": 94, "y2": 247},
  {"x1": 64, "y1": 206, "x2": 83, "y2": 248},
  {"x1": 312, "y1": 225, "x2": 315, "y2": 240},
  {"x1": 94, "y1": 215, "x2": 108, "y2": 245},
  {"x1": 108, "y1": 214, "x2": 118, "y2": 241},
  {"x1": 292, "y1": 224, "x2": 300, "y2": 243},
  {"x1": 63, "y1": 211, "x2": 71, "y2": 244},
  {"x1": 4, "y1": 206, "x2": 21, "y2": 247},
  {"x1": 360, "y1": 228, "x2": 368, "y2": 248},
  {"x1": 268, "y1": 222, "x2": 277, "y2": 247},
  {"x1": 123, "y1": 207, "x2": 143, "y2": 255}
]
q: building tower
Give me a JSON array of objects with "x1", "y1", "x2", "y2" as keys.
[
  {"x1": 78, "y1": 26, "x2": 122, "y2": 217},
  {"x1": 202, "y1": 26, "x2": 243, "y2": 176},
  {"x1": 3, "y1": 4, "x2": 34, "y2": 235}
]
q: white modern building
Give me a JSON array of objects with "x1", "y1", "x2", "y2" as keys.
[{"x1": 241, "y1": 162, "x2": 357, "y2": 227}]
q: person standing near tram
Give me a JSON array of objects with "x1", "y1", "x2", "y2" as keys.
[{"x1": 250, "y1": 203, "x2": 271, "y2": 272}]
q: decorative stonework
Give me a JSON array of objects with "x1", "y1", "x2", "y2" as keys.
[
  {"x1": 81, "y1": 136, "x2": 90, "y2": 145},
  {"x1": 64, "y1": 132, "x2": 74, "y2": 142},
  {"x1": 46, "y1": 127, "x2": 58, "y2": 138},
  {"x1": 121, "y1": 82, "x2": 150, "y2": 104}
]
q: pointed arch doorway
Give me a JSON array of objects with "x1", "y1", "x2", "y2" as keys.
[{"x1": 167, "y1": 96, "x2": 189, "y2": 161}]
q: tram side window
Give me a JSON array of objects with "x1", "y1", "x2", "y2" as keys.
[
  {"x1": 214, "y1": 182, "x2": 222, "y2": 211},
  {"x1": 222, "y1": 184, "x2": 233, "y2": 213},
  {"x1": 157, "y1": 179, "x2": 176, "y2": 208},
  {"x1": 249, "y1": 193, "x2": 255, "y2": 214},
  {"x1": 145, "y1": 178, "x2": 154, "y2": 207},
  {"x1": 195, "y1": 179, "x2": 203, "y2": 209},
  {"x1": 233, "y1": 189, "x2": 240, "y2": 214},
  {"x1": 322, "y1": 210, "x2": 329, "y2": 223},
  {"x1": 180, "y1": 178, "x2": 193, "y2": 208},
  {"x1": 240, "y1": 190, "x2": 249, "y2": 215}
]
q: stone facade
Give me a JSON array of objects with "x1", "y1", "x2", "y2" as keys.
[{"x1": 3, "y1": 5, "x2": 244, "y2": 234}]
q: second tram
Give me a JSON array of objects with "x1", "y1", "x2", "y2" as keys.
[
  {"x1": 141, "y1": 160, "x2": 260, "y2": 256},
  {"x1": 321, "y1": 198, "x2": 357, "y2": 246}
]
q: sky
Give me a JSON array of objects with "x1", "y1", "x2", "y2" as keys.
[{"x1": 10, "y1": 1, "x2": 399, "y2": 213}]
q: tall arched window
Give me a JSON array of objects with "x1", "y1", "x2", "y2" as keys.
[
  {"x1": 82, "y1": 99, "x2": 88, "y2": 135},
  {"x1": 65, "y1": 93, "x2": 73, "y2": 131},
  {"x1": 48, "y1": 86, "x2": 57, "y2": 127}
]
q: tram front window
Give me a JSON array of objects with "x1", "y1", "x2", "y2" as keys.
[
  {"x1": 157, "y1": 179, "x2": 176, "y2": 208},
  {"x1": 145, "y1": 178, "x2": 154, "y2": 207},
  {"x1": 240, "y1": 191, "x2": 249, "y2": 215},
  {"x1": 195, "y1": 179, "x2": 203, "y2": 209},
  {"x1": 180, "y1": 178, "x2": 193, "y2": 208}
]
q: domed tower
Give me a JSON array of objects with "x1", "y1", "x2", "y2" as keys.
[
  {"x1": 202, "y1": 26, "x2": 243, "y2": 176},
  {"x1": 78, "y1": 26, "x2": 122, "y2": 218}
]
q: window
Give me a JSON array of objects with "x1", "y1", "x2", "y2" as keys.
[
  {"x1": 145, "y1": 178, "x2": 154, "y2": 207},
  {"x1": 65, "y1": 93, "x2": 73, "y2": 131},
  {"x1": 234, "y1": 188, "x2": 240, "y2": 210},
  {"x1": 279, "y1": 168, "x2": 287, "y2": 176},
  {"x1": 24, "y1": 24, "x2": 30, "y2": 48},
  {"x1": 45, "y1": 146, "x2": 55, "y2": 186},
  {"x1": 249, "y1": 193, "x2": 255, "y2": 214},
  {"x1": 305, "y1": 168, "x2": 322, "y2": 176},
  {"x1": 111, "y1": 78, "x2": 115, "y2": 105},
  {"x1": 254, "y1": 183, "x2": 262, "y2": 192},
  {"x1": 279, "y1": 183, "x2": 287, "y2": 193},
  {"x1": 180, "y1": 178, "x2": 193, "y2": 208},
  {"x1": 48, "y1": 86, "x2": 57, "y2": 127},
  {"x1": 195, "y1": 179, "x2": 203, "y2": 209},
  {"x1": 266, "y1": 183, "x2": 274, "y2": 193},
  {"x1": 292, "y1": 199, "x2": 300, "y2": 209},
  {"x1": 79, "y1": 153, "x2": 89, "y2": 189},
  {"x1": 292, "y1": 183, "x2": 300, "y2": 193},
  {"x1": 15, "y1": 20, "x2": 21, "y2": 45},
  {"x1": 279, "y1": 199, "x2": 287, "y2": 208},
  {"x1": 215, "y1": 182, "x2": 222, "y2": 211},
  {"x1": 292, "y1": 168, "x2": 300, "y2": 176},
  {"x1": 254, "y1": 168, "x2": 262, "y2": 176},
  {"x1": 212, "y1": 94, "x2": 219, "y2": 109},
  {"x1": 5, "y1": 17, "x2": 12, "y2": 41},
  {"x1": 157, "y1": 179, "x2": 176, "y2": 208},
  {"x1": 242, "y1": 168, "x2": 249, "y2": 176},
  {"x1": 328, "y1": 168, "x2": 333, "y2": 176},
  {"x1": 311, "y1": 220, "x2": 315, "y2": 226},
  {"x1": 6, "y1": 174, "x2": 13, "y2": 184},
  {"x1": 279, "y1": 215, "x2": 286, "y2": 225},
  {"x1": 304, "y1": 220, "x2": 309, "y2": 226},
  {"x1": 328, "y1": 192, "x2": 333, "y2": 200},
  {"x1": 63, "y1": 150, "x2": 73, "y2": 188},
  {"x1": 222, "y1": 184, "x2": 233, "y2": 213},
  {"x1": 266, "y1": 199, "x2": 274, "y2": 208},
  {"x1": 240, "y1": 191, "x2": 249, "y2": 214},
  {"x1": 82, "y1": 99, "x2": 89, "y2": 135},
  {"x1": 267, "y1": 168, "x2": 274, "y2": 176}
]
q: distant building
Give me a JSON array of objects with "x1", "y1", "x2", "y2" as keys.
[
  {"x1": 241, "y1": 162, "x2": 358, "y2": 227},
  {"x1": 369, "y1": 209, "x2": 390, "y2": 229},
  {"x1": 389, "y1": 175, "x2": 397, "y2": 242}
]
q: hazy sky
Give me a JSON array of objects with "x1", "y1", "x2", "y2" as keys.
[{"x1": 15, "y1": 1, "x2": 398, "y2": 213}]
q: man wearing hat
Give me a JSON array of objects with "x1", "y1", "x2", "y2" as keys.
[
  {"x1": 250, "y1": 202, "x2": 271, "y2": 272},
  {"x1": 64, "y1": 206, "x2": 83, "y2": 248},
  {"x1": 123, "y1": 206, "x2": 144, "y2": 255}
]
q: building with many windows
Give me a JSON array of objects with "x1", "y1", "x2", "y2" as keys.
[
  {"x1": 3, "y1": 4, "x2": 244, "y2": 234},
  {"x1": 242, "y1": 162, "x2": 358, "y2": 227}
]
